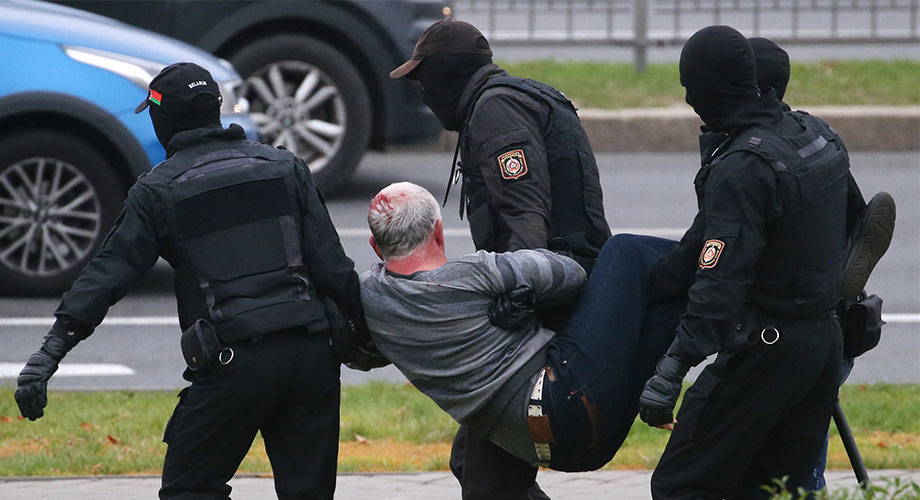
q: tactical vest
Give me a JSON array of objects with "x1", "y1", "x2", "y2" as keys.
[
  {"x1": 160, "y1": 142, "x2": 326, "y2": 343},
  {"x1": 460, "y1": 76, "x2": 610, "y2": 258},
  {"x1": 709, "y1": 112, "x2": 850, "y2": 318}
]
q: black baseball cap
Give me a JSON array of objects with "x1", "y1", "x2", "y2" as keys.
[
  {"x1": 390, "y1": 20, "x2": 492, "y2": 79},
  {"x1": 134, "y1": 62, "x2": 221, "y2": 114}
]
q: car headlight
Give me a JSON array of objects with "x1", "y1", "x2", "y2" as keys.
[
  {"x1": 63, "y1": 45, "x2": 164, "y2": 90},
  {"x1": 63, "y1": 45, "x2": 247, "y2": 115}
]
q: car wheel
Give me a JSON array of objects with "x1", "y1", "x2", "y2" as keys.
[
  {"x1": 0, "y1": 131, "x2": 122, "y2": 296},
  {"x1": 230, "y1": 34, "x2": 372, "y2": 194}
]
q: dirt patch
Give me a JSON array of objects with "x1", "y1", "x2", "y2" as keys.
[{"x1": 0, "y1": 439, "x2": 42, "y2": 458}]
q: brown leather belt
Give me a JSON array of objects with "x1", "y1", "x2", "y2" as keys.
[{"x1": 527, "y1": 366, "x2": 556, "y2": 466}]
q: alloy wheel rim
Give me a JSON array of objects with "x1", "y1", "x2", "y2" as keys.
[
  {"x1": 0, "y1": 158, "x2": 101, "y2": 277},
  {"x1": 242, "y1": 61, "x2": 346, "y2": 173}
]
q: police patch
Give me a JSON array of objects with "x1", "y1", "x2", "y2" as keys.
[
  {"x1": 699, "y1": 239, "x2": 724, "y2": 269},
  {"x1": 497, "y1": 149, "x2": 528, "y2": 180}
]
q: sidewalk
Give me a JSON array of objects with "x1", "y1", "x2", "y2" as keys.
[
  {"x1": 419, "y1": 106, "x2": 920, "y2": 152},
  {"x1": 1, "y1": 469, "x2": 917, "y2": 500}
]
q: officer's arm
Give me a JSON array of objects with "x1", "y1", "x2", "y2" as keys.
[
  {"x1": 296, "y1": 162, "x2": 365, "y2": 329},
  {"x1": 469, "y1": 94, "x2": 551, "y2": 251},
  {"x1": 55, "y1": 184, "x2": 162, "y2": 332},
  {"x1": 670, "y1": 157, "x2": 781, "y2": 364},
  {"x1": 649, "y1": 211, "x2": 705, "y2": 302}
]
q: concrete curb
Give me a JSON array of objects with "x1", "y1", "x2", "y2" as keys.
[
  {"x1": 423, "y1": 106, "x2": 920, "y2": 152},
  {"x1": 2, "y1": 470, "x2": 917, "y2": 500}
]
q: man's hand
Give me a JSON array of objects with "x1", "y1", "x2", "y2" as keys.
[
  {"x1": 639, "y1": 354, "x2": 691, "y2": 428},
  {"x1": 489, "y1": 285, "x2": 536, "y2": 330},
  {"x1": 15, "y1": 351, "x2": 60, "y2": 421}
]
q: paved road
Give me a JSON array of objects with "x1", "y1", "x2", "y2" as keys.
[
  {"x1": 0, "y1": 151, "x2": 917, "y2": 389},
  {"x1": 2, "y1": 469, "x2": 918, "y2": 500}
]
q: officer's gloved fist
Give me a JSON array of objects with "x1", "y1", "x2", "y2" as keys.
[
  {"x1": 489, "y1": 285, "x2": 536, "y2": 330},
  {"x1": 15, "y1": 351, "x2": 61, "y2": 420},
  {"x1": 639, "y1": 353, "x2": 691, "y2": 428},
  {"x1": 15, "y1": 324, "x2": 85, "y2": 421}
]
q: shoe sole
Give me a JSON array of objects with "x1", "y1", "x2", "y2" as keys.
[{"x1": 843, "y1": 192, "x2": 896, "y2": 300}]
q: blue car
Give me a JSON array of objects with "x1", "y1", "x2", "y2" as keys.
[{"x1": 0, "y1": 0, "x2": 257, "y2": 295}]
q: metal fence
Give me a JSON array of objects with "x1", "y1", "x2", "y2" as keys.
[{"x1": 453, "y1": 0, "x2": 920, "y2": 71}]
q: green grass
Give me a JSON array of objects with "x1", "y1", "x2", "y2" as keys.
[
  {"x1": 496, "y1": 59, "x2": 920, "y2": 109},
  {"x1": 0, "y1": 383, "x2": 917, "y2": 476}
]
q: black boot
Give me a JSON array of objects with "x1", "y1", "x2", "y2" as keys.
[{"x1": 843, "y1": 192, "x2": 896, "y2": 300}]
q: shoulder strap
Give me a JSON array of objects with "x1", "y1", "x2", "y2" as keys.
[
  {"x1": 475, "y1": 76, "x2": 575, "y2": 112},
  {"x1": 711, "y1": 130, "x2": 788, "y2": 174}
]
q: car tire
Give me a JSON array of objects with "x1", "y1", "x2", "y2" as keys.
[
  {"x1": 230, "y1": 34, "x2": 372, "y2": 194},
  {"x1": 0, "y1": 131, "x2": 122, "y2": 296}
]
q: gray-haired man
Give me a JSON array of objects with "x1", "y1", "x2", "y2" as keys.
[{"x1": 359, "y1": 182, "x2": 686, "y2": 492}]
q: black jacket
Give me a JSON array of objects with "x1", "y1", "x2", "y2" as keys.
[
  {"x1": 455, "y1": 64, "x2": 610, "y2": 260},
  {"x1": 651, "y1": 93, "x2": 862, "y2": 364},
  {"x1": 56, "y1": 124, "x2": 364, "y2": 341}
]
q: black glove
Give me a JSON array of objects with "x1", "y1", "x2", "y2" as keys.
[
  {"x1": 323, "y1": 296, "x2": 390, "y2": 372},
  {"x1": 489, "y1": 285, "x2": 536, "y2": 330},
  {"x1": 345, "y1": 343, "x2": 391, "y2": 372},
  {"x1": 15, "y1": 321, "x2": 87, "y2": 421},
  {"x1": 639, "y1": 352, "x2": 691, "y2": 428}
]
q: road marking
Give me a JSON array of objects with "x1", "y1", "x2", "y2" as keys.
[
  {"x1": 1, "y1": 317, "x2": 179, "y2": 327},
  {"x1": 884, "y1": 313, "x2": 920, "y2": 323},
  {"x1": 0, "y1": 363, "x2": 135, "y2": 378},
  {"x1": 1, "y1": 314, "x2": 918, "y2": 327},
  {"x1": 336, "y1": 227, "x2": 690, "y2": 238}
]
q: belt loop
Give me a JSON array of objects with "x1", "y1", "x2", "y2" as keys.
[{"x1": 527, "y1": 367, "x2": 553, "y2": 466}]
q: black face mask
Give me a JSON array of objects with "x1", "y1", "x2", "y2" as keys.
[
  {"x1": 749, "y1": 37, "x2": 790, "y2": 101},
  {"x1": 679, "y1": 26, "x2": 760, "y2": 132},
  {"x1": 412, "y1": 54, "x2": 492, "y2": 132},
  {"x1": 149, "y1": 96, "x2": 221, "y2": 150}
]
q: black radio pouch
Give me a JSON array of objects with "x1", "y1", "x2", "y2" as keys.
[
  {"x1": 842, "y1": 294, "x2": 885, "y2": 358},
  {"x1": 180, "y1": 319, "x2": 222, "y2": 371}
]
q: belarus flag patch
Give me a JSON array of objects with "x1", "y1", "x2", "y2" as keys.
[
  {"x1": 699, "y1": 239, "x2": 724, "y2": 269},
  {"x1": 148, "y1": 89, "x2": 163, "y2": 106}
]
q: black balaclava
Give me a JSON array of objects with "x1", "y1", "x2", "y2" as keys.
[
  {"x1": 149, "y1": 94, "x2": 221, "y2": 149},
  {"x1": 749, "y1": 37, "x2": 790, "y2": 101},
  {"x1": 679, "y1": 25, "x2": 760, "y2": 132},
  {"x1": 411, "y1": 54, "x2": 492, "y2": 132}
]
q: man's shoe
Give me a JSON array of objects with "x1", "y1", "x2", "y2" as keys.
[{"x1": 843, "y1": 192, "x2": 896, "y2": 300}]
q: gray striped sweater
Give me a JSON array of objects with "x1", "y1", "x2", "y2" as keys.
[{"x1": 360, "y1": 249, "x2": 585, "y2": 460}]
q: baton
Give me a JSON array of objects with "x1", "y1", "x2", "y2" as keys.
[{"x1": 833, "y1": 402, "x2": 869, "y2": 489}]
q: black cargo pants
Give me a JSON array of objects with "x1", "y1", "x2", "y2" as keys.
[
  {"x1": 159, "y1": 331, "x2": 340, "y2": 500},
  {"x1": 651, "y1": 312, "x2": 844, "y2": 500}
]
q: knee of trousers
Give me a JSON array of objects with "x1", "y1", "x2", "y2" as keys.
[{"x1": 602, "y1": 233, "x2": 643, "y2": 256}]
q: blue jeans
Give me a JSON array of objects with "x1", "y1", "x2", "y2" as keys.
[{"x1": 542, "y1": 234, "x2": 686, "y2": 471}]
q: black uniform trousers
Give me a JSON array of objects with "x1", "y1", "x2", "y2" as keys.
[
  {"x1": 651, "y1": 312, "x2": 843, "y2": 500},
  {"x1": 160, "y1": 331, "x2": 340, "y2": 500}
]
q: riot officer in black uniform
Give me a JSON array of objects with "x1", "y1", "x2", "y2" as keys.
[
  {"x1": 390, "y1": 19, "x2": 611, "y2": 500},
  {"x1": 14, "y1": 63, "x2": 365, "y2": 500},
  {"x1": 637, "y1": 26, "x2": 860, "y2": 498}
]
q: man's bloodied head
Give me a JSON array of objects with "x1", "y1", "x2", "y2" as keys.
[{"x1": 367, "y1": 182, "x2": 442, "y2": 260}]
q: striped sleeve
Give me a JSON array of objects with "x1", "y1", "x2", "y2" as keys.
[{"x1": 496, "y1": 249, "x2": 585, "y2": 303}]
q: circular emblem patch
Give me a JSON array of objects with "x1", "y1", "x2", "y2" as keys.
[
  {"x1": 699, "y1": 239, "x2": 725, "y2": 269},
  {"x1": 497, "y1": 149, "x2": 528, "y2": 180}
]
